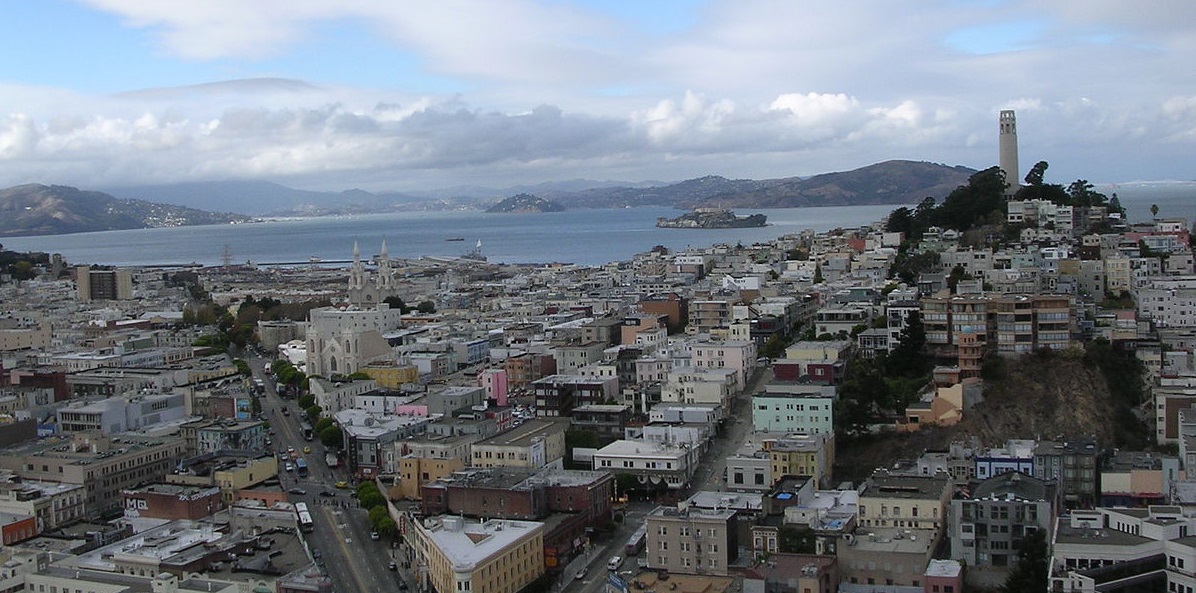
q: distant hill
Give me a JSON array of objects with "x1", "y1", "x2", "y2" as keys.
[
  {"x1": 544, "y1": 161, "x2": 974, "y2": 209},
  {"x1": 102, "y1": 180, "x2": 436, "y2": 217},
  {"x1": 691, "y1": 160, "x2": 977, "y2": 208},
  {"x1": 486, "y1": 193, "x2": 566, "y2": 213},
  {"x1": 94, "y1": 160, "x2": 977, "y2": 216},
  {"x1": 0, "y1": 184, "x2": 251, "y2": 237}
]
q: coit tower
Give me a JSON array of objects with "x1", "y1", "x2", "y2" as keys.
[{"x1": 998, "y1": 110, "x2": 1019, "y2": 195}]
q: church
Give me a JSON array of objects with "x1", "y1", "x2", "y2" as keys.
[{"x1": 346, "y1": 241, "x2": 404, "y2": 306}]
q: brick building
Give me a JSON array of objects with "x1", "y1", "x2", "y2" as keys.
[{"x1": 122, "y1": 484, "x2": 225, "y2": 520}]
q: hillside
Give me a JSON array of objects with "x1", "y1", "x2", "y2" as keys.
[
  {"x1": 94, "y1": 160, "x2": 975, "y2": 215},
  {"x1": 835, "y1": 350, "x2": 1148, "y2": 482},
  {"x1": 0, "y1": 184, "x2": 251, "y2": 237},
  {"x1": 485, "y1": 193, "x2": 566, "y2": 213}
]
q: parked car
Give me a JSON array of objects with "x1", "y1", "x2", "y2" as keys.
[
  {"x1": 287, "y1": 487, "x2": 306, "y2": 495},
  {"x1": 370, "y1": 531, "x2": 380, "y2": 541},
  {"x1": 607, "y1": 556, "x2": 623, "y2": 570},
  {"x1": 387, "y1": 561, "x2": 398, "y2": 571},
  {"x1": 575, "y1": 568, "x2": 587, "y2": 579},
  {"x1": 320, "y1": 490, "x2": 336, "y2": 497},
  {"x1": 335, "y1": 481, "x2": 349, "y2": 489}
]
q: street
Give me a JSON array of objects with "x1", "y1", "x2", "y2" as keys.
[{"x1": 250, "y1": 354, "x2": 405, "y2": 592}]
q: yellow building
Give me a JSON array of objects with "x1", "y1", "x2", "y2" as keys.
[
  {"x1": 412, "y1": 516, "x2": 544, "y2": 593},
  {"x1": 399, "y1": 456, "x2": 466, "y2": 500},
  {"x1": 762, "y1": 433, "x2": 834, "y2": 488},
  {"x1": 361, "y1": 363, "x2": 420, "y2": 389}
]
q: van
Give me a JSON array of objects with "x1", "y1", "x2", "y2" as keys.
[{"x1": 607, "y1": 556, "x2": 622, "y2": 571}]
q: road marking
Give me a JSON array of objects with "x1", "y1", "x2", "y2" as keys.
[{"x1": 321, "y1": 506, "x2": 371, "y2": 593}]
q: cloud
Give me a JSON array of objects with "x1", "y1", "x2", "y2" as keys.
[{"x1": 0, "y1": 0, "x2": 1190, "y2": 188}]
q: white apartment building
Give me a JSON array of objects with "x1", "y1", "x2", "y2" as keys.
[
  {"x1": 593, "y1": 440, "x2": 700, "y2": 490},
  {"x1": 1138, "y1": 276, "x2": 1196, "y2": 328},
  {"x1": 660, "y1": 368, "x2": 737, "y2": 418}
]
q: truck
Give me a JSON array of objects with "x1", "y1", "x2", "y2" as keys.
[{"x1": 325, "y1": 452, "x2": 339, "y2": 468}]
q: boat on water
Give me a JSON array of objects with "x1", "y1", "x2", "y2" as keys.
[
  {"x1": 445, "y1": 237, "x2": 465, "y2": 241},
  {"x1": 462, "y1": 240, "x2": 486, "y2": 262}
]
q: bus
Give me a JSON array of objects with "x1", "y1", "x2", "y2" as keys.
[
  {"x1": 624, "y1": 523, "x2": 647, "y2": 557},
  {"x1": 296, "y1": 457, "x2": 309, "y2": 478},
  {"x1": 301, "y1": 422, "x2": 313, "y2": 441},
  {"x1": 295, "y1": 502, "x2": 314, "y2": 533}
]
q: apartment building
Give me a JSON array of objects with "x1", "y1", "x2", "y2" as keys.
[
  {"x1": 0, "y1": 479, "x2": 85, "y2": 532},
  {"x1": 645, "y1": 505, "x2": 738, "y2": 576},
  {"x1": 948, "y1": 472, "x2": 1058, "y2": 584},
  {"x1": 470, "y1": 419, "x2": 567, "y2": 470},
  {"x1": 411, "y1": 516, "x2": 544, "y2": 593},
  {"x1": 762, "y1": 433, "x2": 835, "y2": 489},
  {"x1": 592, "y1": 440, "x2": 699, "y2": 491},
  {"x1": 692, "y1": 340, "x2": 756, "y2": 392},
  {"x1": 752, "y1": 385, "x2": 836, "y2": 435},
  {"x1": 857, "y1": 472, "x2": 952, "y2": 532},
  {"x1": 0, "y1": 433, "x2": 187, "y2": 517}
]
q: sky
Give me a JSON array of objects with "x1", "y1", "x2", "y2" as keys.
[{"x1": 1, "y1": 0, "x2": 1194, "y2": 194}]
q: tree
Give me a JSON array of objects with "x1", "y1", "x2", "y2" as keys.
[
  {"x1": 813, "y1": 263, "x2": 824, "y2": 283},
  {"x1": 947, "y1": 264, "x2": 972, "y2": 292},
  {"x1": 777, "y1": 526, "x2": 816, "y2": 554},
  {"x1": 1151, "y1": 203, "x2": 1160, "y2": 218},
  {"x1": 319, "y1": 425, "x2": 343, "y2": 448},
  {"x1": 358, "y1": 488, "x2": 385, "y2": 510},
  {"x1": 759, "y1": 334, "x2": 788, "y2": 360},
  {"x1": 1000, "y1": 529, "x2": 1047, "y2": 593},
  {"x1": 315, "y1": 417, "x2": 334, "y2": 433},
  {"x1": 1024, "y1": 161, "x2": 1049, "y2": 187},
  {"x1": 383, "y1": 295, "x2": 410, "y2": 314},
  {"x1": 416, "y1": 300, "x2": 436, "y2": 313},
  {"x1": 305, "y1": 405, "x2": 322, "y2": 423},
  {"x1": 297, "y1": 394, "x2": 315, "y2": 409}
]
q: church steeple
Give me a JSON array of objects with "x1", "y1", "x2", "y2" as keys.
[
  {"x1": 349, "y1": 240, "x2": 366, "y2": 290},
  {"x1": 376, "y1": 240, "x2": 393, "y2": 289}
]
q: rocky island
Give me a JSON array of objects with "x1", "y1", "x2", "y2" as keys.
[
  {"x1": 655, "y1": 208, "x2": 767, "y2": 229},
  {"x1": 485, "y1": 193, "x2": 565, "y2": 213}
]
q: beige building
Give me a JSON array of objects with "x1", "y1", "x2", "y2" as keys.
[
  {"x1": 27, "y1": 568, "x2": 238, "y2": 593},
  {"x1": 645, "y1": 505, "x2": 738, "y2": 576},
  {"x1": 471, "y1": 419, "x2": 567, "y2": 470},
  {"x1": 857, "y1": 472, "x2": 952, "y2": 532},
  {"x1": 166, "y1": 453, "x2": 279, "y2": 503},
  {"x1": 411, "y1": 515, "x2": 544, "y2": 593},
  {"x1": 0, "y1": 433, "x2": 187, "y2": 517},
  {"x1": 0, "y1": 320, "x2": 51, "y2": 352},
  {"x1": 0, "y1": 479, "x2": 85, "y2": 532}
]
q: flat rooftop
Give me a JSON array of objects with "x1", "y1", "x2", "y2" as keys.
[
  {"x1": 595, "y1": 440, "x2": 689, "y2": 459},
  {"x1": 847, "y1": 527, "x2": 935, "y2": 555},
  {"x1": 476, "y1": 418, "x2": 565, "y2": 448},
  {"x1": 420, "y1": 517, "x2": 543, "y2": 570}
]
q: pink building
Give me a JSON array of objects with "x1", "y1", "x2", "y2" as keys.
[
  {"x1": 923, "y1": 559, "x2": 962, "y2": 593},
  {"x1": 692, "y1": 340, "x2": 756, "y2": 392},
  {"x1": 479, "y1": 368, "x2": 509, "y2": 406}
]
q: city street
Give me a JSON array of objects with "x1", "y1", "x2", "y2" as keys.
[{"x1": 250, "y1": 355, "x2": 403, "y2": 592}]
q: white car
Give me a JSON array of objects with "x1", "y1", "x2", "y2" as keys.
[{"x1": 607, "y1": 556, "x2": 623, "y2": 570}]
